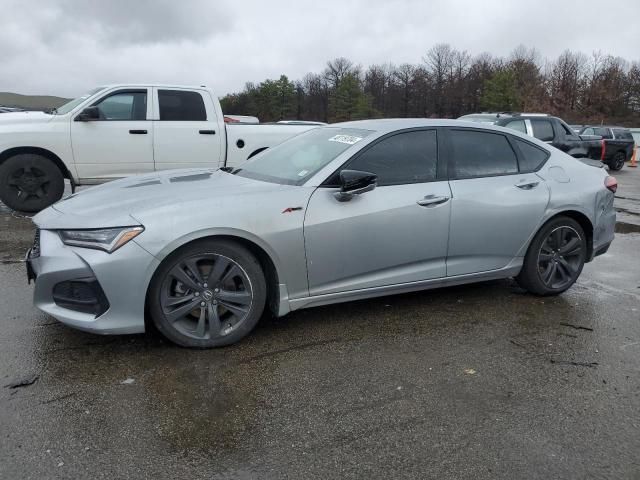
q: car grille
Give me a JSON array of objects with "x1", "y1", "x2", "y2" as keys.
[{"x1": 29, "y1": 229, "x2": 41, "y2": 259}]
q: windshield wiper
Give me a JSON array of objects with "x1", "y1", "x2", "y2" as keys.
[{"x1": 219, "y1": 166, "x2": 242, "y2": 175}]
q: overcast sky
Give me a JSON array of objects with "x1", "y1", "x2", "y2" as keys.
[{"x1": 2, "y1": 0, "x2": 639, "y2": 98}]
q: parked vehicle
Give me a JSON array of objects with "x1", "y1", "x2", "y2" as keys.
[
  {"x1": 27, "y1": 119, "x2": 616, "y2": 348},
  {"x1": 457, "y1": 112, "x2": 513, "y2": 124},
  {"x1": 579, "y1": 126, "x2": 635, "y2": 171},
  {"x1": 277, "y1": 120, "x2": 328, "y2": 126},
  {"x1": 492, "y1": 114, "x2": 603, "y2": 161},
  {"x1": 0, "y1": 85, "x2": 317, "y2": 212},
  {"x1": 569, "y1": 124, "x2": 589, "y2": 133},
  {"x1": 224, "y1": 115, "x2": 259, "y2": 124}
]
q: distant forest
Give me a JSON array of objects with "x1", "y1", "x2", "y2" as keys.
[{"x1": 220, "y1": 44, "x2": 640, "y2": 126}]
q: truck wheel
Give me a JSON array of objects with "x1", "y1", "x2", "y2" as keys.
[
  {"x1": 609, "y1": 151, "x2": 626, "y2": 171},
  {"x1": 0, "y1": 154, "x2": 65, "y2": 212}
]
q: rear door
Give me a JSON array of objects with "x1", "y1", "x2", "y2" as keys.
[
  {"x1": 444, "y1": 128, "x2": 550, "y2": 276},
  {"x1": 151, "y1": 88, "x2": 224, "y2": 171}
]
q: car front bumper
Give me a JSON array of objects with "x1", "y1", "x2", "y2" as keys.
[{"x1": 27, "y1": 229, "x2": 159, "y2": 334}]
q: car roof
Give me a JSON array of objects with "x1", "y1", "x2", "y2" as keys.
[
  {"x1": 332, "y1": 118, "x2": 520, "y2": 134},
  {"x1": 496, "y1": 115, "x2": 560, "y2": 121},
  {"x1": 581, "y1": 125, "x2": 629, "y2": 129}
]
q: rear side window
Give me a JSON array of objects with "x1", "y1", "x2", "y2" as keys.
[
  {"x1": 595, "y1": 127, "x2": 613, "y2": 139},
  {"x1": 513, "y1": 138, "x2": 549, "y2": 172},
  {"x1": 530, "y1": 119, "x2": 554, "y2": 142},
  {"x1": 449, "y1": 129, "x2": 518, "y2": 178},
  {"x1": 582, "y1": 127, "x2": 595, "y2": 135},
  {"x1": 158, "y1": 90, "x2": 207, "y2": 121},
  {"x1": 613, "y1": 129, "x2": 633, "y2": 140},
  {"x1": 504, "y1": 120, "x2": 527, "y2": 133},
  {"x1": 345, "y1": 130, "x2": 438, "y2": 185}
]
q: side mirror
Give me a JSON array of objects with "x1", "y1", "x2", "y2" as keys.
[
  {"x1": 334, "y1": 169, "x2": 377, "y2": 202},
  {"x1": 75, "y1": 106, "x2": 100, "y2": 122}
]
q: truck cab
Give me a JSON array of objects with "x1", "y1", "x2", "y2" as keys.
[
  {"x1": 495, "y1": 114, "x2": 603, "y2": 161},
  {"x1": 0, "y1": 84, "x2": 316, "y2": 212},
  {"x1": 579, "y1": 126, "x2": 635, "y2": 171}
]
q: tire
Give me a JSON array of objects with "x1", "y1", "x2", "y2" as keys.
[
  {"x1": 0, "y1": 154, "x2": 65, "y2": 212},
  {"x1": 608, "y1": 151, "x2": 626, "y2": 171},
  {"x1": 516, "y1": 216, "x2": 587, "y2": 296},
  {"x1": 148, "y1": 239, "x2": 267, "y2": 348}
]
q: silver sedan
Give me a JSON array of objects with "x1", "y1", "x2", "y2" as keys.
[{"x1": 27, "y1": 119, "x2": 617, "y2": 347}]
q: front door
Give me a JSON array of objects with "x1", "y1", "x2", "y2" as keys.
[
  {"x1": 304, "y1": 129, "x2": 451, "y2": 296},
  {"x1": 444, "y1": 128, "x2": 550, "y2": 276},
  {"x1": 71, "y1": 88, "x2": 153, "y2": 181}
]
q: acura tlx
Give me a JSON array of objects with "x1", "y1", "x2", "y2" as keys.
[{"x1": 25, "y1": 119, "x2": 616, "y2": 348}]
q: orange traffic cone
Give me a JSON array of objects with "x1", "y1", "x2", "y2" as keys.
[{"x1": 630, "y1": 147, "x2": 638, "y2": 168}]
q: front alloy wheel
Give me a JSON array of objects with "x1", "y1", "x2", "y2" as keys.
[{"x1": 150, "y1": 240, "x2": 267, "y2": 347}]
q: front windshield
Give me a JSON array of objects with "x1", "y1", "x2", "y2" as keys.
[
  {"x1": 54, "y1": 87, "x2": 106, "y2": 115},
  {"x1": 233, "y1": 127, "x2": 372, "y2": 185}
]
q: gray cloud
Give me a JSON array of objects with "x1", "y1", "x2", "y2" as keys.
[
  {"x1": 1, "y1": 0, "x2": 639, "y2": 98},
  {"x1": 53, "y1": 0, "x2": 232, "y2": 44}
]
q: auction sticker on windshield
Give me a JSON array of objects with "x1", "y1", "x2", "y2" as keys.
[{"x1": 328, "y1": 134, "x2": 363, "y2": 145}]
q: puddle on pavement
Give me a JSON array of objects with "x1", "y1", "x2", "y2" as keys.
[{"x1": 0, "y1": 211, "x2": 34, "y2": 262}]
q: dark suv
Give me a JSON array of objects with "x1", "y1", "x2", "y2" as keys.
[
  {"x1": 579, "y1": 126, "x2": 635, "y2": 170},
  {"x1": 494, "y1": 114, "x2": 603, "y2": 162}
]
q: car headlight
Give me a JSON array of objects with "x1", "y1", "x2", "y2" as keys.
[{"x1": 58, "y1": 226, "x2": 144, "y2": 253}]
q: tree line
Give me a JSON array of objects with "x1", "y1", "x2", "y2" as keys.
[{"x1": 220, "y1": 44, "x2": 640, "y2": 126}]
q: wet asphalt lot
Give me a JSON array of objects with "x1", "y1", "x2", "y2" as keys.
[{"x1": 1, "y1": 172, "x2": 640, "y2": 479}]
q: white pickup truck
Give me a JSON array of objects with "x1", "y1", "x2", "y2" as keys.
[{"x1": 0, "y1": 84, "x2": 316, "y2": 212}]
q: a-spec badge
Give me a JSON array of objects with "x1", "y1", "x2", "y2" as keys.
[{"x1": 282, "y1": 207, "x2": 303, "y2": 214}]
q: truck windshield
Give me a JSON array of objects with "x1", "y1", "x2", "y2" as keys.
[
  {"x1": 233, "y1": 127, "x2": 372, "y2": 185},
  {"x1": 53, "y1": 87, "x2": 106, "y2": 115}
]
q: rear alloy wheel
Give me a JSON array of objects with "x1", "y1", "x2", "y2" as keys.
[
  {"x1": 516, "y1": 216, "x2": 586, "y2": 296},
  {"x1": 0, "y1": 154, "x2": 65, "y2": 212},
  {"x1": 609, "y1": 151, "x2": 626, "y2": 171},
  {"x1": 149, "y1": 240, "x2": 266, "y2": 348}
]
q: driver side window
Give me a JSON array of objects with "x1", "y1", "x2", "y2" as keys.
[
  {"x1": 342, "y1": 130, "x2": 438, "y2": 186},
  {"x1": 93, "y1": 91, "x2": 147, "y2": 121}
]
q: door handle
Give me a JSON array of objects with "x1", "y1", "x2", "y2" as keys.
[
  {"x1": 129, "y1": 129, "x2": 147, "y2": 134},
  {"x1": 199, "y1": 130, "x2": 216, "y2": 135},
  {"x1": 515, "y1": 180, "x2": 539, "y2": 190},
  {"x1": 417, "y1": 195, "x2": 450, "y2": 207}
]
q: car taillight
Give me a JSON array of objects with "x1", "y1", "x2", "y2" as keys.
[
  {"x1": 605, "y1": 175, "x2": 617, "y2": 193},
  {"x1": 601, "y1": 139, "x2": 606, "y2": 161}
]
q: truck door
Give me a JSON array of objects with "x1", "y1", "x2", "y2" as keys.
[
  {"x1": 151, "y1": 88, "x2": 224, "y2": 171},
  {"x1": 70, "y1": 88, "x2": 154, "y2": 180}
]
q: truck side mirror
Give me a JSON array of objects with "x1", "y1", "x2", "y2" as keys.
[{"x1": 75, "y1": 106, "x2": 100, "y2": 122}]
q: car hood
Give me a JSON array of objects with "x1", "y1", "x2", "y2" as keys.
[
  {"x1": 33, "y1": 169, "x2": 285, "y2": 229},
  {"x1": 0, "y1": 111, "x2": 54, "y2": 125}
]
